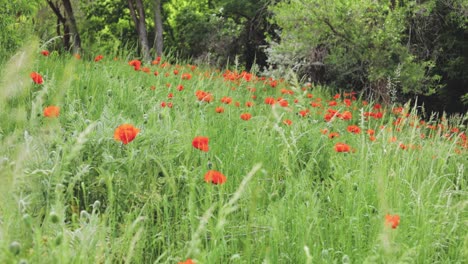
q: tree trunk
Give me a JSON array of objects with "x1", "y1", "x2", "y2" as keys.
[
  {"x1": 153, "y1": 0, "x2": 163, "y2": 57},
  {"x1": 46, "y1": 0, "x2": 71, "y2": 51},
  {"x1": 128, "y1": 0, "x2": 151, "y2": 62},
  {"x1": 62, "y1": 0, "x2": 81, "y2": 54}
]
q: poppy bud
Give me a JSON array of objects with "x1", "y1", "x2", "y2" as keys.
[
  {"x1": 55, "y1": 232, "x2": 63, "y2": 246},
  {"x1": 9, "y1": 241, "x2": 21, "y2": 255},
  {"x1": 50, "y1": 211, "x2": 60, "y2": 224},
  {"x1": 93, "y1": 200, "x2": 101, "y2": 210}
]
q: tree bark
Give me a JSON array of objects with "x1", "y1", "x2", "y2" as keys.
[
  {"x1": 62, "y1": 0, "x2": 81, "y2": 54},
  {"x1": 153, "y1": 0, "x2": 163, "y2": 57},
  {"x1": 46, "y1": 0, "x2": 71, "y2": 51},
  {"x1": 128, "y1": 0, "x2": 151, "y2": 62}
]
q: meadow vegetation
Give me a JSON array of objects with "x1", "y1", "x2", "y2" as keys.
[{"x1": 0, "y1": 45, "x2": 466, "y2": 263}]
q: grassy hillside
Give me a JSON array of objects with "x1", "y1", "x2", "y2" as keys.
[{"x1": 0, "y1": 47, "x2": 466, "y2": 264}]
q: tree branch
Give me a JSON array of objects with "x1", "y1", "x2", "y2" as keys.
[
  {"x1": 46, "y1": 0, "x2": 66, "y2": 23},
  {"x1": 322, "y1": 18, "x2": 355, "y2": 45},
  {"x1": 127, "y1": 0, "x2": 139, "y2": 29}
]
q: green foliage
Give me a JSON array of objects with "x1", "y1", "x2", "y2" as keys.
[
  {"x1": 164, "y1": 0, "x2": 274, "y2": 68},
  {"x1": 405, "y1": 0, "x2": 468, "y2": 113},
  {"x1": 462, "y1": 93, "x2": 468, "y2": 105},
  {"x1": 170, "y1": 6, "x2": 243, "y2": 64},
  {"x1": 267, "y1": 0, "x2": 455, "y2": 102},
  {"x1": 79, "y1": 0, "x2": 138, "y2": 56},
  {"x1": 0, "y1": 0, "x2": 40, "y2": 62}
]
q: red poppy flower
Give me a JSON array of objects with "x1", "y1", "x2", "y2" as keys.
[
  {"x1": 152, "y1": 56, "x2": 161, "y2": 65},
  {"x1": 298, "y1": 109, "x2": 309, "y2": 117},
  {"x1": 245, "y1": 101, "x2": 254, "y2": 107},
  {"x1": 334, "y1": 142, "x2": 351, "y2": 152},
  {"x1": 385, "y1": 214, "x2": 400, "y2": 229},
  {"x1": 339, "y1": 111, "x2": 352, "y2": 120},
  {"x1": 247, "y1": 87, "x2": 256, "y2": 93},
  {"x1": 269, "y1": 79, "x2": 278, "y2": 88},
  {"x1": 192, "y1": 136, "x2": 209, "y2": 152},
  {"x1": 221, "y1": 96, "x2": 232, "y2": 104},
  {"x1": 128, "y1": 59, "x2": 141, "y2": 71},
  {"x1": 283, "y1": 119, "x2": 292, "y2": 126},
  {"x1": 204, "y1": 170, "x2": 226, "y2": 185},
  {"x1": 324, "y1": 113, "x2": 335, "y2": 122},
  {"x1": 238, "y1": 71, "x2": 252, "y2": 81},
  {"x1": 181, "y1": 73, "x2": 192, "y2": 80},
  {"x1": 114, "y1": 124, "x2": 140, "y2": 145},
  {"x1": 215, "y1": 106, "x2": 225, "y2": 113},
  {"x1": 347, "y1": 125, "x2": 361, "y2": 134},
  {"x1": 43, "y1": 106, "x2": 60, "y2": 118},
  {"x1": 30, "y1": 72, "x2": 43, "y2": 84},
  {"x1": 373, "y1": 112, "x2": 383, "y2": 119},
  {"x1": 264, "y1": 97, "x2": 276, "y2": 105},
  {"x1": 393, "y1": 117, "x2": 404, "y2": 126},
  {"x1": 281, "y1": 88, "x2": 294, "y2": 95},
  {"x1": 142, "y1": 67, "x2": 150, "y2": 73},
  {"x1": 178, "y1": 259, "x2": 194, "y2": 264},
  {"x1": 240, "y1": 113, "x2": 252, "y2": 120},
  {"x1": 94, "y1": 55, "x2": 104, "y2": 62},
  {"x1": 278, "y1": 99, "x2": 289, "y2": 107},
  {"x1": 328, "y1": 132, "x2": 340, "y2": 139},
  {"x1": 392, "y1": 107, "x2": 404, "y2": 115},
  {"x1": 311, "y1": 102, "x2": 322, "y2": 108},
  {"x1": 195, "y1": 90, "x2": 213, "y2": 102},
  {"x1": 41, "y1": 50, "x2": 50, "y2": 56}
]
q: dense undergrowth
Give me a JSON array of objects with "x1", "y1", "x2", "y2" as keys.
[{"x1": 0, "y1": 46, "x2": 466, "y2": 263}]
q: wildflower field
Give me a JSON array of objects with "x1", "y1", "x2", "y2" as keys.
[{"x1": 0, "y1": 45, "x2": 467, "y2": 264}]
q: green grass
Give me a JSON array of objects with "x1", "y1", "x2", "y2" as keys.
[{"x1": 0, "y1": 46, "x2": 467, "y2": 264}]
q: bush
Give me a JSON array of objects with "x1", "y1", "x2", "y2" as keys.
[
  {"x1": 0, "y1": 0, "x2": 39, "y2": 62},
  {"x1": 171, "y1": 6, "x2": 243, "y2": 66},
  {"x1": 266, "y1": 0, "x2": 443, "y2": 103}
]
